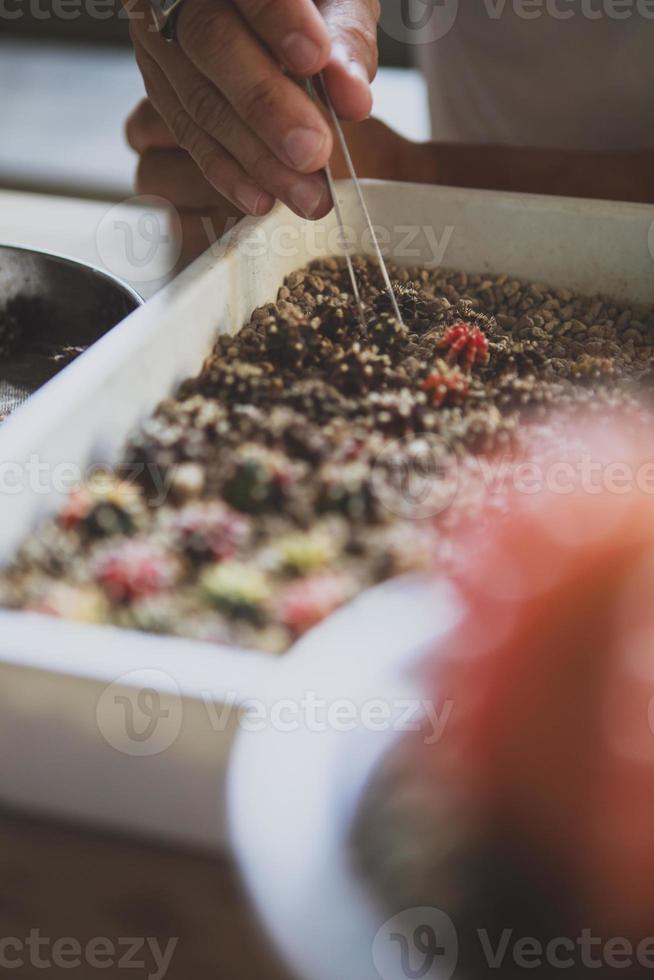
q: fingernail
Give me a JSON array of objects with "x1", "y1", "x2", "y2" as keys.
[
  {"x1": 281, "y1": 32, "x2": 321, "y2": 74},
  {"x1": 283, "y1": 127, "x2": 327, "y2": 171},
  {"x1": 235, "y1": 184, "x2": 270, "y2": 215},
  {"x1": 290, "y1": 179, "x2": 329, "y2": 218}
]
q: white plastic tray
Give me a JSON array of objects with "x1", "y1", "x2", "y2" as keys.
[{"x1": 1, "y1": 182, "x2": 653, "y2": 850}]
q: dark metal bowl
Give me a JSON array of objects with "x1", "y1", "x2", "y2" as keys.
[{"x1": 0, "y1": 244, "x2": 142, "y2": 419}]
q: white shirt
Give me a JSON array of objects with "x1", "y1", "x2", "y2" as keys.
[{"x1": 412, "y1": 0, "x2": 653, "y2": 149}]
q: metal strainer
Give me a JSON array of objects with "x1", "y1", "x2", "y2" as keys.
[{"x1": 0, "y1": 244, "x2": 141, "y2": 420}]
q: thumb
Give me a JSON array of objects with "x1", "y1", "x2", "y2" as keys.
[{"x1": 318, "y1": 0, "x2": 380, "y2": 121}]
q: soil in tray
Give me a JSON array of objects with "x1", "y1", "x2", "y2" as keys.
[
  {"x1": 0, "y1": 295, "x2": 86, "y2": 421},
  {"x1": 1, "y1": 257, "x2": 653, "y2": 652}
]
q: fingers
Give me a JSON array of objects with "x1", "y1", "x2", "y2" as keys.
[
  {"x1": 131, "y1": 99, "x2": 331, "y2": 219},
  {"x1": 132, "y1": 141, "x2": 244, "y2": 267},
  {"x1": 176, "y1": 0, "x2": 333, "y2": 173},
  {"x1": 135, "y1": 44, "x2": 275, "y2": 216},
  {"x1": 233, "y1": 0, "x2": 331, "y2": 75},
  {"x1": 157, "y1": 48, "x2": 332, "y2": 217},
  {"x1": 136, "y1": 148, "x2": 225, "y2": 209},
  {"x1": 134, "y1": 35, "x2": 332, "y2": 218},
  {"x1": 126, "y1": 98, "x2": 177, "y2": 153},
  {"x1": 319, "y1": 0, "x2": 379, "y2": 120}
]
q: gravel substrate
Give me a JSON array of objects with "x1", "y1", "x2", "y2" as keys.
[{"x1": 1, "y1": 257, "x2": 653, "y2": 652}]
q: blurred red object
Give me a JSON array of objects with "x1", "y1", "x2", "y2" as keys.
[{"x1": 430, "y1": 419, "x2": 654, "y2": 939}]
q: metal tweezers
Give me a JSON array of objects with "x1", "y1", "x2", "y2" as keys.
[{"x1": 308, "y1": 74, "x2": 405, "y2": 332}]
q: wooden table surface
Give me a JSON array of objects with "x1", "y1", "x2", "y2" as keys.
[{"x1": 1, "y1": 806, "x2": 292, "y2": 980}]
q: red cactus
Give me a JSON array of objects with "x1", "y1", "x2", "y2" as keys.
[
  {"x1": 93, "y1": 540, "x2": 179, "y2": 604},
  {"x1": 436, "y1": 322, "x2": 489, "y2": 372},
  {"x1": 278, "y1": 572, "x2": 352, "y2": 635},
  {"x1": 59, "y1": 488, "x2": 92, "y2": 529},
  {"x1": 421, "y1": 359, "x2": 469, "y2": 407}
]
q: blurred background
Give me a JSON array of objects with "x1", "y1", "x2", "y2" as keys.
[
  {"x1": 0, "y1": 1, "x2": 427, "y2": 202},
  {"x1": 0, "y1": 0, "x2": 413, "y2": 55}
]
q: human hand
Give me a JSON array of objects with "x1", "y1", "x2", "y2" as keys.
[
  {"x1": 127, "y1": 97, "x2": 425, "y2": 266},
  {"x1": 125, "y1": 0, "x2": 380, "y2": 221},
  {"x1": 126, "y1": 98, "x2": 244, "y2": 266}
]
